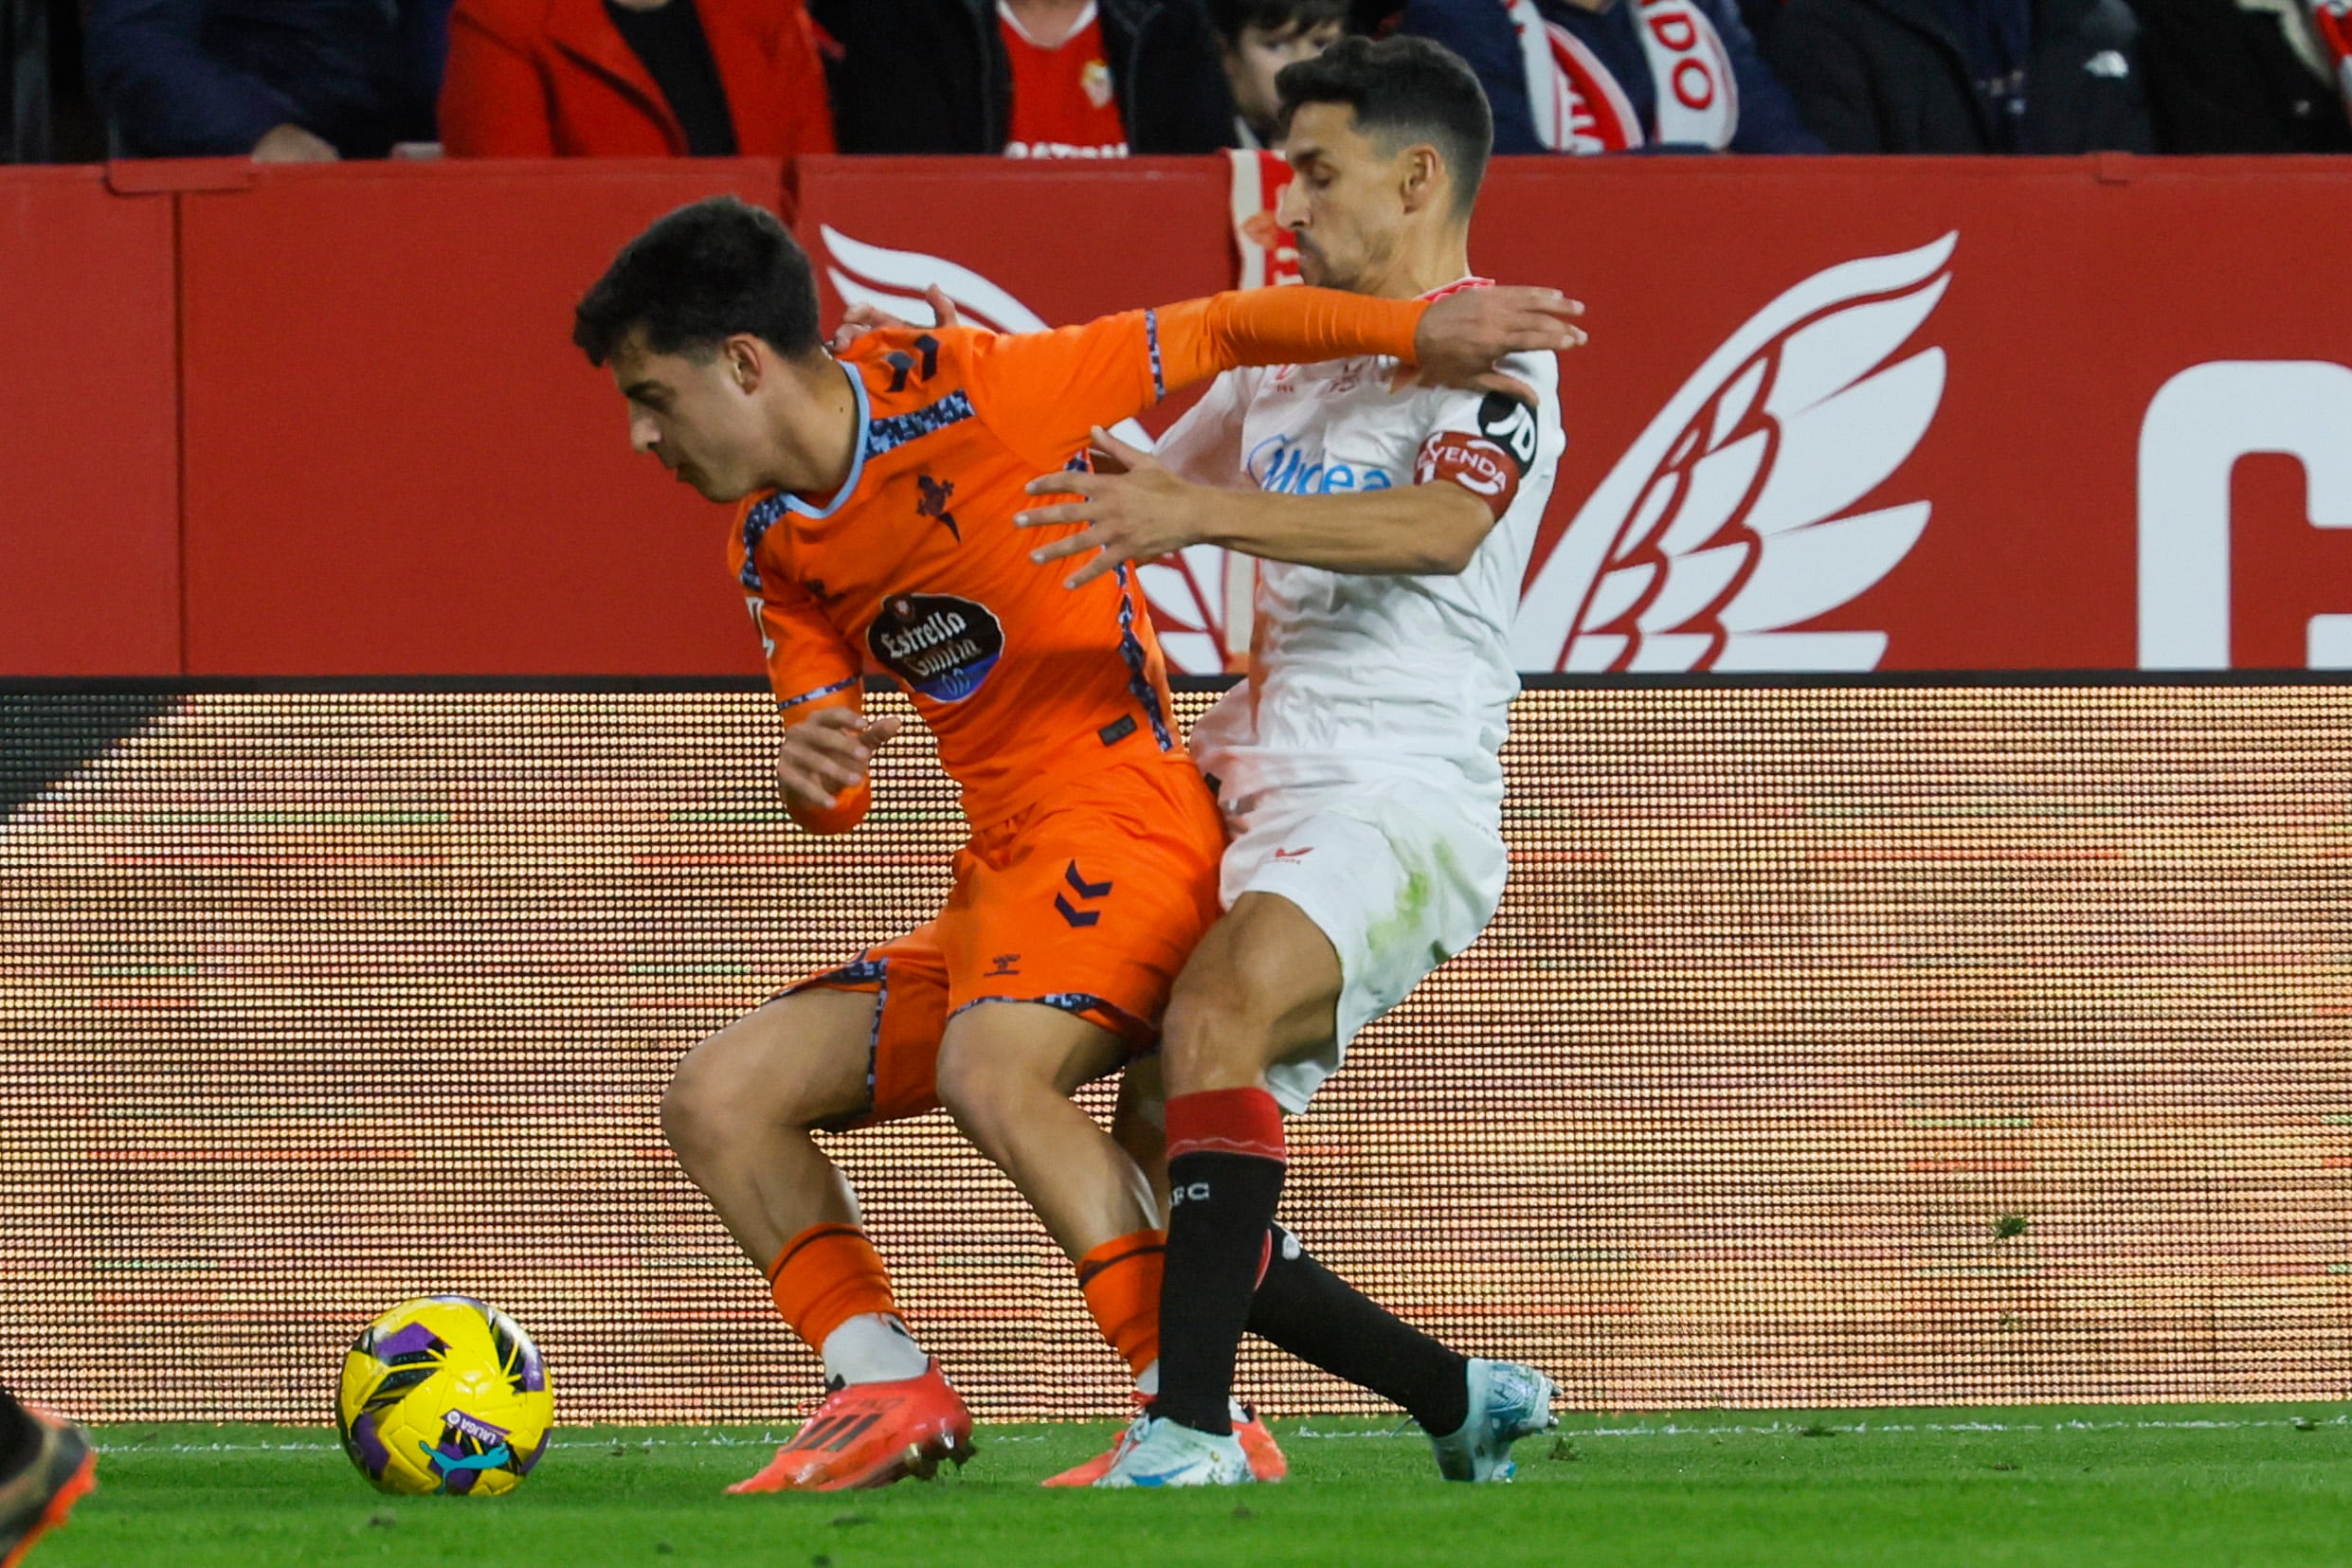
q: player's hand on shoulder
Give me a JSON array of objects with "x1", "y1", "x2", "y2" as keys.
[
  {"x1": 776, "y1": 706, "x2": 902, "y2": 813},
  {"x1": 828, "y1": 285, "x2": 962, "y2": 353},
  {"x1": 1015, "y1": 427, "x2": 1210, "y2": 590},
  {"x1": 1412, "y1": 286, "x2": 1585, "y2": 406}
]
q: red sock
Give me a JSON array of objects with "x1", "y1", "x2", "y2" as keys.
[{"x1": 1155, "y1": 1088, "x2": 1287, "y2": 1435}]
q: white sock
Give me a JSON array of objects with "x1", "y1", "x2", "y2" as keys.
[
  {"x1": 819, "y1": 1312, "x2": 929, "y2": 1385},
  {"x1": 1135, "y1": 1360, "x2": 1160, "y2": 1397}
]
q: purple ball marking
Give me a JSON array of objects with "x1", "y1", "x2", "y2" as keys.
[
  {"x1": 373, "y1": 1323, "x2": 441, "y2": 1361},
  {"x1": 349, "y1": 1411, "x2": 391, "y2": 1477},
  {"x1": 519, "y1": 1345, "x2": 546, "y2": 1394},
  {"x1": 516, "y1": 1425, "x2": 552, "y2": 1476}
]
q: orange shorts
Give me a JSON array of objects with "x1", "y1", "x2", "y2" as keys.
[{"x1": 784, "y1": 758, "x2": 1225, "y2": 1127}]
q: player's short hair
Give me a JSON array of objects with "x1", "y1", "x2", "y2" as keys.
[
  {"x1": 1205, "y1": 0, "x2": 1349, "y2": 44},
  {"x1": 1275, "y1": 34, "x2": 1493, "y2": 215},
  {"x1": 572, "y1": 195, "x2": 822, "y2": 368}
]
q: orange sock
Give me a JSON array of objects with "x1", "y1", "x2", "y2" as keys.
[
  {"x1": 768, "y1": 1223, "x2": 900, "y2": 1353},
  {"x1": 1077, "y1": 1229, "x2": 1166, "y2": 1377}
]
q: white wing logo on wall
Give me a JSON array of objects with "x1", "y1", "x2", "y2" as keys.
[
  {"x1": 1511, "y1": 233, "x2": 1956, "y2": 673},
  {"x1": 822, "y1": 225, "x2": 1239, "y2": 672}
]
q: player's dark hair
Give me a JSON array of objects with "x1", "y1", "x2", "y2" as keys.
[
  {"x1": 572, "y1": 195, "x2": 822, "y2": 368},
  {"x1": 1205, "y1": 0, "x2": 1348, "y2": 44},
  {"x1": 1275, "y1": 34, "x2": 1493, "y2": 215}
]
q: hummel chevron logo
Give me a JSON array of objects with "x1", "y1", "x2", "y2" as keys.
[
  {"x1": 1056, "y1": 861, "x2": 1113, "y2": 927},
  {"x1": 1272, "y1": 847, "x2": 1312, "y2": 859}
]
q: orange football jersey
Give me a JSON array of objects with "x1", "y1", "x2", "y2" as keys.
[{"x1": 727, "y1": 289, "x2": 1427, "y2": 830}]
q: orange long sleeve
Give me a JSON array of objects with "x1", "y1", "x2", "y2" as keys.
[
  {"x1": 1153, "y1": 288, "x2": 1426, "y2": 389},
  {"x1": 968, "y1": 288, "x2": 1428, "y2": 470}
]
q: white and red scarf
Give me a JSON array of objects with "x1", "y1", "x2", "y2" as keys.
[
  {"x1": 1229, "y1": 149, "x2": 1303, "y2": 289},
  {"x1": 1503, "y1": 0, "x2": 1740, "y2": 153}
]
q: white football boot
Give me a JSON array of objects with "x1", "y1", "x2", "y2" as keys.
[
  {"x1": 1426, "y1": 1360, "x2": 1559, "y2": 1482},
  {"x1": 1092, "y1": 1415, "x2": 1255, "y2": 1488}
]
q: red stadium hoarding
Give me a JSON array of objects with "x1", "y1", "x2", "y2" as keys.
[
  {"x1": 0, "y1": 167, "x2": 181, "y2": 676},
  {"x1": 0, "y1": 155, "x2": 2348, "y2": 676},
  {"x1": 799, "y1": 154, "x2": 2352, "y2": 676}
]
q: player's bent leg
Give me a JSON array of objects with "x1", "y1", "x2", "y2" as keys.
[
  {"x1": 1110, "y1": 1053, "x2": 1170, "y2": 1217},
  {"x1": 933, "y1": 1001, "x2": 1173, "y2": 1399},
  {"x1": 1249, "y1": 1226, "x2": 1556, "y2": 1479},
  {"x1": 1041, "y1": 1054, "x2": 1290, "y2": 1489},
  {"x1": 1117, "y1": 893, "x2": 1341, "y2": 1468},
  {"x1": 933, "y1": 1001, "x2": 1155, "y2": 1261},
  {"x1": 1156, "y1": 892, "x2": 1346, "y2": 1098},
  {"x1": 664, "y1": 987, "x2": 971, "y2": 1494},
  {"x1": 660, "y1": 986, "x2": 877, "y2": 1267}
]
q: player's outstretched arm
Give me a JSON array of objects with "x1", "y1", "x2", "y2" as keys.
[
  {"x1": 1018, "y1": 426, "x2": 1503, "y2": 586},
  {"x1": 968, "y1": 285, "x2": 1583, "y2": 469},
  {"x1": 775, "y1": 706, "x2": 900, "y2": 834},
  {"x1": 1169, "y1": 285, "x2": 1585, "y2": 406}
]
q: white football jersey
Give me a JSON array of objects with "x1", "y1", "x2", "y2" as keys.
[{"x1": 1159, "y1": 322, "x2": 1565, "y2": 810}]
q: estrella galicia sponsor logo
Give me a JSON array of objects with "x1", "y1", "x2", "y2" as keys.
[
  {"x1": 1245, "y1": 433, "x2": 1396, "y2": 496},
  {"x1": 868, "y1": 593, "x2": 1004, "y2": 703}
]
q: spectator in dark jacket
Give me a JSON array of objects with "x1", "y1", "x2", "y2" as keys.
[
  {"x1": 809, "y1": 0, "x2": 1236, "y2": 155},
  {"x1": 1399, "y1": 0, "x2": 1823, "y2": 153},
  {"x1": 1764, "y1": 0, "x2": 2155, "y2": 150},
  {"x1": 87, "y1": 0, "x2": 449, "y2": 159},
  {"x1": 2131, "y1": 0, "x2": 2352, "y2": 151}
]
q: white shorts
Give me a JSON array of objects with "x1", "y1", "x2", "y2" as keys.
[{"x1": 1215, "y1": 780, "x2": 1509, "y2": 1111}]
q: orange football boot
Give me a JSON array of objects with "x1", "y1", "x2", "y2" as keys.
[
  {"x1": 1042, "y1": 1397, "x2": 1287, "y2": 1487},
  {"x1": 729, "y1": 1361, "x2": 974, "y2": 1493},
  {"x1": 0, "y1": 1410, "x2": 96, "y2": 1568}
]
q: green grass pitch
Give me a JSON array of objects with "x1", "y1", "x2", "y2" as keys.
[{"x1": 43, "y1": 1406, "x2": 2352, "y2": 1567}]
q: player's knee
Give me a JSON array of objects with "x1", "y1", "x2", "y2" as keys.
[
  {"x1": 1161, "y1": 952, "x2": 1290, "y2": 1090},
  {"x1": 932, "y1": 1027, "x2": 1034, "y2": 1149},
  {"x1": 659, "y1": 1037, "x2": 739, "y2": 1170},
  {"x1": 661, "y1": 1027, "x2": 822, "y2": 1167}
]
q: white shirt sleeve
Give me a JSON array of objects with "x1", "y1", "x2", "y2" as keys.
[{"x1": 1152, "y1": 368, "x2": 1254, "y2": 490}]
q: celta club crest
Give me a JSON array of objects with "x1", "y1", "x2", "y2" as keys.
[
  {"x1": 818, "y1": 225, "x2": 1955, "y2": 676},
  {"x1": 1512, "y1": 233, "x2": 1955, "y2": 673}
]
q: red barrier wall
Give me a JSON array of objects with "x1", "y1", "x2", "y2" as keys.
[
  {"x1": 800, "y1": 154, "x2": 2352, "y2": 676},
  {"x1": 2, "y1": 154, "x2": 2349, "y2": 676},
  {"x1": 0, "y1": 168, "x2": 180, "y2": 674},
  {"x1": 177, "y1": 159, "x2": 787, "y2": 675}
]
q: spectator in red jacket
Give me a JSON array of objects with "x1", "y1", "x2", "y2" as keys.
[{"x1": 439, "y1": 0, "x2": 834, "y2": 156}]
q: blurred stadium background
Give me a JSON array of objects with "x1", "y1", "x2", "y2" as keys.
[{"x1": 4, "y1": 27, "x2": 2351, "y2": 1445}]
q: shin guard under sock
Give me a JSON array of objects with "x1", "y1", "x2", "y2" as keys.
[
  {"x1": 1151, "y1": 1087, "x2": 1287, "y2": 1436},
  {"x1": 1248, "y1": 1224, "x2": 1471, "y2": 1436}
]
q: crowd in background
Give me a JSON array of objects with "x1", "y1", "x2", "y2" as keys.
[{"x1": 36, "y1": 0, "x2": 2352, "y2": 166}]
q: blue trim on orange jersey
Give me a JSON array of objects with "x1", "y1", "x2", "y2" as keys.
[
  {"x1": 1145, "y1": 309, "x2": 1164, "y2": 402},
  {"x1": 777, "y1": 677, "x2": 859, "y2": 712},
  {"x1": 741, "y1": 369, "x2": 876, "y2": 591},
  {"x1": 949, "y1": 992, "x2": 1150, "y2": 1042},
  {"x1": 1113, "y1": 563, "x2": 1174, "y2": 751},
  {"x1": 739, "y1": 493, "x2": 787, "y2": 592},
  {"x1": 868, "y1": 389, "x2": 975, "y2": 457},
  {"x1": 781, "y1": 369, "x2": 875, "y2": 523}
]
